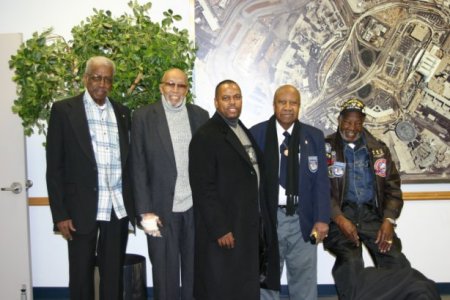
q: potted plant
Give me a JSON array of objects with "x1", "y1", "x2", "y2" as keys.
[{"x1": 9, "y1": 1, "x2": 196, "y2": 137}]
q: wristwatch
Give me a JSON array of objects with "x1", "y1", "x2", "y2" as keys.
[{"x1": 385, "y1": 217, "x2": 397, "y2": 227}]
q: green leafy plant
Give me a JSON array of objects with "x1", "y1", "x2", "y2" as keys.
[{"x1": 9, "y1": 1, "x2": 196, "y2": 136}]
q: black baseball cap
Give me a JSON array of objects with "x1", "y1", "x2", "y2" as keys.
[{"x1": 340, "y1": 98, "x2": 366, "y2": 116}]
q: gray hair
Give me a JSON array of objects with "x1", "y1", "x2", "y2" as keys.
[{"x1": 85, "y1": 56, "x2": 116, "y2": 75}]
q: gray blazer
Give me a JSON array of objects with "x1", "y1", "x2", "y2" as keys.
[{"x1": 130, "y1": 100, "x2": 209, "y2": 224}]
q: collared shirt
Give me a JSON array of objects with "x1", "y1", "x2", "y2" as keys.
[
  {"x1": 276, "y1": 121, "x2": 294, "y2": 205},
  {"x1": 343, "y1": 135, "x2": 374, "y2": 204},
  {"x1": 84, "y1": 92, "x2": 127, "y2": 221}
]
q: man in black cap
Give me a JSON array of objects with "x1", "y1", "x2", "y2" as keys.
[{"x1": 324, "y1": 98, "x2": 410, "y2": 299}]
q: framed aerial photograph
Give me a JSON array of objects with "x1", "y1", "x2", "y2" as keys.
[{"x1": 194, "y1": 0, "x2": 450, "y2": 183}]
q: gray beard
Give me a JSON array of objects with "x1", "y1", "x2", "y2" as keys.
[
  {"x1": 339, "y1": 129, "x2": 362, "y2": 142},
  {"x1": 161, "y1": 95, "x2": 186, "y2": 111}
]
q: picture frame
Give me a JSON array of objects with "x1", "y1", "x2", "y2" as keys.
[{"x1": 193, "y1": 0, "x2": 450, "y2": 183}]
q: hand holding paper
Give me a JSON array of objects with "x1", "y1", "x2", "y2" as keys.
[{"x1": 141, "y1": 213, "x2": 162, "y2": 237}]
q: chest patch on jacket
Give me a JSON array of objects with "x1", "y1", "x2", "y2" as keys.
[
  {"x1": 308, "y1": 156, "x2": 318, "y2": 173},
  {"x1": 328, "y1": 161, "x2": 345, "y2": 178},
  {"x1": 374, "y1": 158, "x2": 387, "y2": 177}
]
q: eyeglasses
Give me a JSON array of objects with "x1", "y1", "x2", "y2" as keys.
[
  {"x1": 88, "y1": 74, "x2": 113, "y2": 85},
  {"x1": 161, "y1": 81, "x2": 188, "y2": 90},
  {"x1": 220, "y1": 94, "x2": 242, "y2": 102}
]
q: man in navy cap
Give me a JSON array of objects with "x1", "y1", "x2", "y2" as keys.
[{"x1": 324, "y1": 98, "x2": 410, "y2": 299}]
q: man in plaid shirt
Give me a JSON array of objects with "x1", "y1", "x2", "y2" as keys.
[{"x1": 46, "y1": 56, "x2": 135, "y2": 300}]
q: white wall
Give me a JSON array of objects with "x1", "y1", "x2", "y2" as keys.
[
  {"x1": 1, "y1": 0, "x2": 450, "y2": 288},
  {"x1": 1, "y1": 0, "x2": 193, "y2": 288}
]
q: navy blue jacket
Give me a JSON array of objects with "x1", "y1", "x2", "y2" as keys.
[{"x1": 250, "y1": 119, "x2": 331, "y2": 241}]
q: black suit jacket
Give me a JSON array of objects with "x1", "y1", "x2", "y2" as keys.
[
  {"x1": 130, "y1": 100, "x2": 209, "y2": 225},
  {"x1": 46, "y1": 93, "x2": 135, "y2": 234}
]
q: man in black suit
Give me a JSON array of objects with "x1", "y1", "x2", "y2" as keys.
[
  {"x1": 46, "y1": 56, "x2": 135, "y2": 300},
  {"x1": 130, "y1": 68, "x2": 209, "y2": 299},
  {"x1": 189, "y1": 80, "x2": 278, "y2": 300}
]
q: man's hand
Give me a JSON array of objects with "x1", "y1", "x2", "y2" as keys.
[
  {"x1": 335, "y1": 215, "x2": 360, "y2": 247},
  {"x1": 375, "y1": 219, "x2": 395, "y2": 253},
  {"x1": 141, "y1": 213, "x2": 163, "y2": 237},
  {"x1": 217, "y1": 232, "x2": 235, "y2": 249},
  {"x1": 57, "y1": 219, "x2": 76, "y2": 241},
  {"x1": 141, "y1": 213, "x2": 163, "y2": 226},
  {"x1": 311, "y1": 222, "x2": 329, "y2": 243}
]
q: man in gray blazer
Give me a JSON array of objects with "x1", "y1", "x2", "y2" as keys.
[{"x1": 130, "y1": 68, "x2": 209, "y2": 300}]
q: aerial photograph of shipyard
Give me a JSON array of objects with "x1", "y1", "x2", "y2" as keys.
[{"x1": 195, "y1": 0, "x2": 450, "y2": 182}]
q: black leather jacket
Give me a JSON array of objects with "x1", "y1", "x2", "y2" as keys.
[{"x1": 325, "y1": 128, "x2": 403, "y2": 221}]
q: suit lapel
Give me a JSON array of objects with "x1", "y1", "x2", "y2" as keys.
[
  {"x1": 186, "y1": 104, "x2": 197, "y2": 133},
  {"x1": 213, "y1": 113, "x2": 253, "y2": 168},
  {"x1": 67, "y1": 95, "x2": 96, "y2": 164},
  {"x1": 298, "y1": 123, "x2": 306, "y2": 188},
  {"x1": 154, "y1": 101, "x2": 176, "y2": 169}
]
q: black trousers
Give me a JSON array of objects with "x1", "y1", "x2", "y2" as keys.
[
  {"x1": 68, "y1": 213, "x2": 129, "y2": 300},
  {"x1": 352, "y1": 266, "x2": 440, "y2": 300},
  {"x1": 324, "y1": 203, "x2": 410, "y2": 300}
]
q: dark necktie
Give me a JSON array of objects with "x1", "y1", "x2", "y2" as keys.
[
  {"x1": 279, "y1": 131, "x2": 290, "y2": 188},
  {"x1": 280, "y1": 131, "x2": 296, "y2": 216}
]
